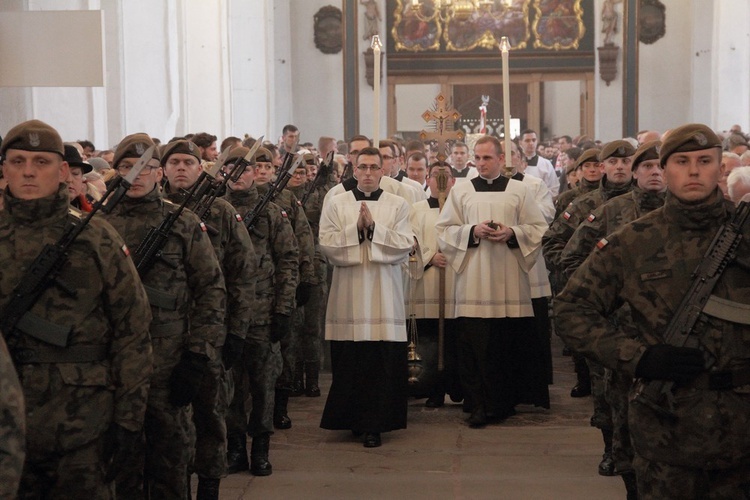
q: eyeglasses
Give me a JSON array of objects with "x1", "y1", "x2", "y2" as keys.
[
  {"x1": 356, "y1": 165, "x2": 382, "y2": 172},
  {"x1": 117, "y1": 164, "x2": 159, "y2": 175},
  {"x1": 292, "y1": 170, "x2": 307, "y2": 177}
]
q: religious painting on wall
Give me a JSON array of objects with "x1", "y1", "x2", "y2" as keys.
[
  {"x1": 391, "y1": 0, "x2": 585, "y2": 52},
  {"x1": 532, "y1": 0, "x2": 585, "y2": 49}
]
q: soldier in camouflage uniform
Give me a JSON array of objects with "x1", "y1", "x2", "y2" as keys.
[
  {"x1": 0, "y1": 322, "x2": 24, "y2": 498},
  {"x1": 102, "y1": 133, "x2": 226, "y2": 498},
  {"x1": 162, "y1": 140, "x2": 258, "y2": 499},
  {"x1": 543, "y1": 140, "x2": 636, "y2": 477},
  {"x1": 223, "y1": 146, "x2": 299, "y2": 476},
  {"x1": 253, "y1": 147, "x2": 316, "y2": 428},
  {"x1": 0, "y1": 120, "x2": 153, "y2": 498},
  {"x1": 553, "y1": 148, "x2": 602, "y2": 221},
  {"x1": 559, "y1": 141, "x2": 666, "y2": 498},
  {"x1": 556, "y1": 123, "x2": 750, "y2": 499},
  {"x1": 287, "y1": 153, "x2": 338, "y2": 397}
]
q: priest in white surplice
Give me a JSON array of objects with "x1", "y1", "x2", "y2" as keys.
[
  {"x1": 319, "y1": 146, "x2": 413, "y2": 448},
  {"x1": 435, "y1": 136, "x2": 547, "y2": 428}
]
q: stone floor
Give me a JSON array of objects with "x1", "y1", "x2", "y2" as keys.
[{"x1": 200, "y1": 336, "x2": 627, "y2": 499}]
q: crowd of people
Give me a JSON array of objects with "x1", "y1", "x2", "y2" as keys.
[{"x1": 0, "y1": 118, "x2": 749, "y2": 499}]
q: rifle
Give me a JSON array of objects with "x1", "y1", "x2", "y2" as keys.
[
  {"x1": 243, "y1": 153, "x2": 303, "y2": 233},
  {"x1": 633, "y1": 200, "x2": 750, "y2": 421},
  {"x1": 180, "y1": 147, "x2": 232, "y2": 211},
  {"x1": 133, "y1": 174, "x2": 206, "y2": 276},
  {"x1": 191, "y1": 138, "x2": 264, "y2": 222},
  {"x1": 0, "y1": 151, "x2": 152, "y2": 347},
  {"x1": 301, "y1": 151, "x2": 334, "y2": 207}
]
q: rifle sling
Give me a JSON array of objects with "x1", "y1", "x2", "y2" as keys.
[
  {"x1": 12, "y1": 344, "x2": 107, "y2": 364},
  {"x1": 703, "y1": 295, "x2": 750, "y2": 325},
  {"x1": 15, "y1": 312, "x2": 72, "y2": 347},
  {"x1": 150, "y1": 321, "x2": 185, "y2": 338},
  {"x1": 144, "y1": 285, "x2": 179, "y2": 311}
]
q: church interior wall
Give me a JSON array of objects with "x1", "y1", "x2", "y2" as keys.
[
  {"x1": 394, "y1": 83, "x2": 442, "y2": 136},
  {"x1": 542, "y1": 80, "x2": 581, "y2": 140}
]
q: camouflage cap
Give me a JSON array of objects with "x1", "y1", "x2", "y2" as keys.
[
  {"x1": 113, "y1": 133, "x2": 160, "y2": 168},
  {"x1": 631, "y1": 140, "x2": 661, "y2": 170},
  {"x1": 659, "y1": 123, "x2": 721, "y2": 167},
  {"x1": 160, "y1": 139, "x2": 201, "y2": 166},
  {"x1": 598, "y1": 140, "x2": 636, "y2": 162},
  {"x1": 63, "y1": 144, "x2": 93, "y2": 174},
  {"x1": 1, "y1": 119, "x2": 64, "y2": 158},
  {"x1": 574, "y1": 148, "x2": 601, "y2": 170}
]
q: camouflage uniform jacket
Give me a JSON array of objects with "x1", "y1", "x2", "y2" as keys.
[
  {"x1": 224, "y1": 186, "x2": 299, "y2": 323},
  {"x1": 560, "y1": 187, "x2": 666, "y2": 280},
  {"x1": 553, "y1": 177, "x2": 599, "y2": 220},
  {"x1": 256, "y1": 184, "x2": 316, "y2": 285},
  {"x1": 0, "y1": 185, "x2": 153, "y2": 454},
  {"x1": 555, "y1": 190, "x2": 750, "y2": 468},
  {"x1": 103, "y1": 187, "x2": 225, "y2": 387},
  {"x1": 542, "y1": 176, "x2": 632, "y2": 276},
  {"x1": 166, "y1": 189, "x2": 258, "y2": 342},
  {"x1": 0, "y1": 330, "x2": 24, "y2": 498}
]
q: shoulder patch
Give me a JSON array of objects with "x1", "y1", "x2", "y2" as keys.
[
  {"x1": 235, "y1": 213, "x2": 243, "y2": 222},
  {"x1": 121, "y1": 244, "x2": 130, "y2": 256},
  {"x1": 281, "y1": 209, "x2": 288, "y2": 218},
  {"x1": 640, "y1": 269, "x2": 672, "y2": 282},
  {"x1": 563, "y1": 211, "x2": 572, "y2": 220},
  {"x1": 596, "y1": 238, "x2": 608, "y2": 249},
  {"x1": 587, "y1": 213, "x2": 596, "y2": 222},
  {"x1": 199, "y1": 222, "x2": 207, "y2": 232}
]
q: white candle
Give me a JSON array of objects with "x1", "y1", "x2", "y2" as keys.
[
  {"x1": 500, "y1": 36, "x2": 512, "y2": 174},
  {"x1": 372, "y1": 35, "x2": 382, "y2": 147}
]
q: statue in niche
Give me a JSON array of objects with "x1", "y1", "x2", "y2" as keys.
[
  {"x1": 361, "y1": 0, "x2": 381, "y2": 40},
  {"x1": 601, "y1": 0, "x2": 622, "y2": 45}
]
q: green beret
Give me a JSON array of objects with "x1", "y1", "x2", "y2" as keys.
[
  {"x1": 574, "y1": 148, "x2": 601, "y2": 169},
  {"x1": 598, "y1": 140, "x2": 636, "y2": 162},
  {"x1": 160, "y1": 140, "x2": 201, "y2": 165},
  {"x1": 1, "y1": 119, "x2": 64, "y2": 158},
  {"x1": 254, "y1": 147, "x2": 273, "y2": 164},
  {"x1": 631, "y1": 140, "x2": 661, "y2": 170},
  {"x1": 226, "y1": 146, "x2": 249, "y2": 164},
  {"x1": 303, "y1": 153, "x2": 317, "y2": 166},
  {"x1": 63, "y1": 144, "x2": 93, "y2": 174},
  {"x1": 659, "y1": 123, "x2": 721, "y2": 167},
  {"x1": 113, "y1": 133, "x2": 159, "y2": 169}
]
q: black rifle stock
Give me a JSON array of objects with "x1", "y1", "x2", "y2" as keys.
[
  {"x1": 301, "y1": 151, "x2": 334, "y2": 207},
  {"x1": 633, "y1": 200, "x2": 749, "y2": 420},
  {"x1": 243, "y1": 152, "x2": 300, "y2": 233}
]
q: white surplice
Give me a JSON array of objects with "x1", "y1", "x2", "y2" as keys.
[
  {"x1": 408, "y1": 199, "x2": 457, "y2": 319},
  {"x1": 320, "y1": 189, "x2": 413, "y2": 342},
  {"x1": 519, "y1": 173, "x2": 554, "y2": 299},
  {"x1": 435, "y1": 176, "x2": 547, "y2": 318}
]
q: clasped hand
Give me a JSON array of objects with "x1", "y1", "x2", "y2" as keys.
[
  {"x1": 475, "y1": 220, "x2": 513, "y2": 243},
  {"x1": 357, "y1": 202, "x2": 374, "y2": 231}
]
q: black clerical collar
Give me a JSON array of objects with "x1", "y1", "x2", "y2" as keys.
[
  {"x1": 342, "y1": 176, "x2": 358, "y2": 191},
  {"x1": 452, "y1": 166, "x2": 469, "y2": 178},
  {"x1": 393, "y1": 170, "x2": 405, "y2": 182},
  {"x1": 512, "y1": 172, "x2": 524, "y2": 181},
  {"x1": 471, "y1": 175, "x2": 510, "y2": 192},
  {"x1": 525, "y1": 154, "x2": 539, "y2": 166},
  {"x1": 427, "y1": 197, "x2": 440, "y2": 209},
  {"x1": 353, "y1": 188, "x2": 383, "y2": 201}
]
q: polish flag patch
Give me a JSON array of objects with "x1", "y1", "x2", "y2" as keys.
[
  {"x1": 199, "y1": 222, "x2": 208, "y2": 232},
  {"x1": 587, "y1": 213, "x2": 596, "y2": 222},
  {"x1": 121, "y1": 244, "x2": 130, "y2": 256},
  {"x1": 235, "y1": 213, "x2": 243, "y2": 222},
  {"x1": 281, "y1": 209, "x2": 288, "y2": 218},
  {"x1": 563, "y1": 211, "x2": 571, "y2": 220},
  {"x1": 596, "y1": 238, "x2": 608, "y2": 249}
]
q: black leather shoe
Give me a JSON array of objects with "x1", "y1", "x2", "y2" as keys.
[
  {"x1": 363, "y1": 433, "x2": 381, "y2": 448},
  {"x1": 225, "y1": 434, "x2": 249, "y2": 474},
  {"x1": 425, "y1": 395, "x2": 445, "y2": 408},
  {"x1": 305, "y1": 384, "x2": 321, "y2": 397},
  {"x1": 467, "y1": 408, "x2": 487, "y2": 428},
  {"x1": 598, "y1": 451, "x2": 615, "y2": 476},
  {"x1": 570, "y1": 383, "x2": 591, "y2": 398},
  {"x1": 250, "y1": 434, "x2": 273, "y2": 476},
  {"x1": 273, "y1": 413, "x2": 292, "y2": 429}
]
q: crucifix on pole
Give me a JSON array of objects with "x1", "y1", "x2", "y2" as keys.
[{"x1": 419, "y1": 93, "x2": 465, "y2": 163}]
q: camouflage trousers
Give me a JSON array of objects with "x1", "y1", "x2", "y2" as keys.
[
  {"x1": 115, "y1": 386, "x2": 194, "y2": 499},
  {"x1": 19, "y1": 435, "x2": 111, "y2": 499},
  {"x1": 588, "y1": 360, "x2": 613, "y2": 429},
  {"x1": 276, "y1": 309, "x2": 300, "y2": 393},
  {"x1": 190, "y1": 357, "x2": 231, "y2": 479},
  {"x1": 606, "y1": 368, "x2": 634, "y2": 474},
  {"x1": 633, "y1": 454, "x2": 750, "y2": 499},
  {"x1": 295, "y1": 279, "x2": 326, "y2": 366},
  {"x1": 227, "y1": 326, "x2": 282, "y2": 437}
]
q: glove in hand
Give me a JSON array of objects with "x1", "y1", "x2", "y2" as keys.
[
  {"x1": 169, "y1": 351, "x2": 209, "y2": 407},
  {"x1": 270, "y1": 314, "x2": 291, "y2": 343},
  {"x1": 296, "y1": 282, "x2": 313, "y2": 307}
]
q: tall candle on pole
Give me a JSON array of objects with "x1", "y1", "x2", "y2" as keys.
[
  {"x1": 372, "y1": 35, "x2": 382, "y2": 146},
  {"x1": 500, "y1": 36, "x2": 512, "y2": 176}
]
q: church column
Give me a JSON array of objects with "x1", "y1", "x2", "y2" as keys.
[{"x1": 594, "y1": 0, "x2": 624, "y2": 141}]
